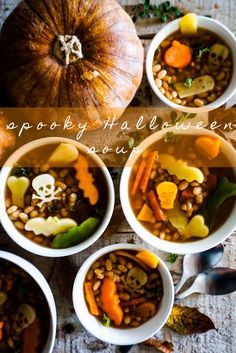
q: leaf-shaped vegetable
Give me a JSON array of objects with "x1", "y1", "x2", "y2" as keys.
[
  {"x1": 7, "y1": 176, "x2": 30, "y2": 208},
  {"x1": 166, "y1": 304, "x2": 215, "y2": 335},
  {"x1": 180, "y1": 215, "x2": 209, "y2": 240},
  {"x1": 166, "y1": 202, "x2": 188, "y2": 229},
  {"x1": 159, "y1": 154, "x2": 204, "y2": 183},
  {"x1": 52, "y1": 217, "x2": 99, "y2": 248},
  {"x1": 208, "y1": 177, "x2": 236, "y2": 223}
]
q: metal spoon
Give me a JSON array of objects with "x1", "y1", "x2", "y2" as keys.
[
  {"x1": 176, "y1": 267, "x2": 236, "y2": 299},
  {"x1": 175, "y1": 243, "x2": 224, "y2": 294}
]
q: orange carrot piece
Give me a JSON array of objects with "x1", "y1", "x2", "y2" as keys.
[
  {"x1": 208, "y1": 174, "x2": 217, "y2": 193},
  {"x1": 74, "y1": 155, "x2": 99, "y2": 205},
  {"x1": 182, "y1": 188, "x2": 194, "y2": 199},
  {"x1": 0, "y1": 321, "x2": 4, "y2": 341},
  {"x1": 140, "y1": 151, "x2": 158, "y2": 193},
  {"x1": 121, "y1": 297, "x2": 146, "y2": 307},
  {"x1": 131, "y1": 159, "x2": 146, "y2": 195},
  {"x1": 84, "y1": 282, "x2": 100, "y2": 316},
  {"x1": 164, "y1": 40, "x2": 192, "y2": 68},
  {"x1": 5, "y1": 279, "x2": 14, "y2": 291},
  {"x1": 100, "y1": 277, "x2": 123, "y2": 326},
  {"x1": 148, "y1": 190, "x2": 166, "y2": 221}
]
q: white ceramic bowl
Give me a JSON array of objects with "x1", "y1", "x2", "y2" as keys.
[
  {"x1": 120, "y1": 127, "x2": 236, "y2": 254},
  {"x1": 0, "y1": 250, "x2": 57, "y2": 353},
  {"x1": 72, "y1": 243, "x2": 174, "y2": 345},
  {"x1": 0, "y1": 137, "x2": 115, "y2": 257},
  {"x1": 146, "y1": 16, "x2": 236, "y2": 113}
]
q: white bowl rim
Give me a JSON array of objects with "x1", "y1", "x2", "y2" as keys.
[
  {"x1": 0, "y1": 250, "x2": 57, "y2": 353},
  {"x1": 120, "y1": 127, "x2": 236, "y2": 254},
  {"x1": 146, "y1": 15, "x2": 236, "y2": 113},
  {"x1": 72, "y1": 243, "x2": 174, "y2": 345},
  {"x1": 0, "y1": 137, "x2": 115, "y2": 257}
]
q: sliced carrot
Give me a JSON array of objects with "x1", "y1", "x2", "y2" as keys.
[
  {"x1": 131, "y1": 159, "x2": 146, "y2": 195},
  {"x1": 140, "y1": 151, "x2": 158, "y2": 193},
  {"x1": 84, "y1": 282, "x2": 99, "y2": 316},
  {"x1": 208, "y1": 174, "x2": 217, "y2": 193},
  {"x1": 100, "y1": 277, "x2": 123, "y2": 326},
  {"x1": 74, "y1": 155, "x2": 99, "y2": 205},
  {"x1": 182, "y1": 187, "x2": 194, "y2": 199},
  {"x1": 0, "y1": 321, "x2": 4, "y2": 341},
  {"x1": 164, "y1": 40, "x2": 192, "y2": 68},
  {"x1": 148, "y1": 190, "x2": 166, "y2": 221},
  {"x1": 121, "y1": 297, "x2": 146, "y2": 307}
]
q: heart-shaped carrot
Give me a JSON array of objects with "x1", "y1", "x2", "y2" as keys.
[{"x1": 195, "y1": 136, "x2": 221, "y2": 159}]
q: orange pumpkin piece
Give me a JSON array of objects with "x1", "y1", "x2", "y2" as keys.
[
  {"x1": 195, "y1": 136, "x2": 221, "y2": 159},
  {"x1": 137, "y1": 204, "x2": 153, "y2": 222},
  {"x1": 136, "y1": 250, "x2": 159, "y2": 269},
  {"x1": 136, "y1": 302, "x2": 156, "y2": 320},
  {"x1": 84, "y1": 282, "x2": 100, "y2": 316},
  {"x1": 100, "y1": 277, "x2": 123, "y2": 326},
  {"x1": 164, "y1": 41, "x2": 192, "y2": 68},
  {"x1": 74, "y1": 155, "x2": 99, "y2": 205}
]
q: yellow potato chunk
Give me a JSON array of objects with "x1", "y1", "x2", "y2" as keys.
[
  {"x1": 7, "y1": 176, "x2": 30, "y2": 208},
  {"x1": 180, "y1": 13, "x2": 198, "y2": 35},
  {"x1": 48, "y1": 143, "x2": 79, "y2": 165},
  {"x1": 136, "y1": 250, "x2": 159, "y2": 269},
  {"x1": 166, "y1": 202, "x2": 188, "y2": 229},
  {"x1": 137, "y1": 204, "x2": 153, "y2": 222}
]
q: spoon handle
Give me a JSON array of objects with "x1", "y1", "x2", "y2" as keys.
[
  {"x1": 175, "y1": 285, "x2": 196, "y2": 299},
  {"x1": 175, "y1": 273, "x2": 190, "y2": 294},
  {"x1": 175, "y1": 274, "x2": 205, "y2": 299}
]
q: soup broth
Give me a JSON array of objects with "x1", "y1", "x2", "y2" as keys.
[
  {"x1": 0, "y1": 259, "x2": 50, "y2": 353},
  {"x1": 129, "y1": 134, "x2": 235, "y2": 242},
  {"x1": 5, "y1": 143, "x2": 108, "y2": 249}
]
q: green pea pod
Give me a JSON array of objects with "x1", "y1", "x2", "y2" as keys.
[
  {"x1": 208, "y1": 177, "x2": 236, "y2": 223},
  {"x1": 52, "y1": 217, "x2": 100, "y2": 249}
]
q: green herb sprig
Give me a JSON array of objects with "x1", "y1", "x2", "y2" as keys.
[
  {"x1": 139, "y1": 1, "x2": 183, "y2": 22},
  {"x1": 102, "y1": 314, "x2": 111, "y2": 327},
  {"x1": 184, "y1": 77, "x2": 193, "y2": 88},
  {"x1": 167, "y1": 253, "x2": 178, "y2": 263}
]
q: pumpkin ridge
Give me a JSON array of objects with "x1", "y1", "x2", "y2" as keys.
[{"x1": 42, "y1": 0, "x2": 61, "y2": 34}]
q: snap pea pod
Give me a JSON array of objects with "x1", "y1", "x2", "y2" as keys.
[
  {"x1": 208, "y1": 177, "x2": 236, "y2": 224},
  {"x1": 52, "y1": 217, "x2": 100, "y2": 249}
]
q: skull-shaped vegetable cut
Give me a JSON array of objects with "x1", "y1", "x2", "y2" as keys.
[
  {"x1": 32, "y1": 174, "x2": 62, "y2": 207},
  {"x1": 126, "y1": 267, "x2": 148, "y2": 289},
  {"x1": 208, "y1": 44, "x2": 229, "y2": 69},
  {"x1": 13, "y1": 304, "x2": 36, "y2": 333}
]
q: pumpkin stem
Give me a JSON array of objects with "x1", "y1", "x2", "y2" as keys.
[{"x1": 53, "y1": 35, "x2": 83, "y2": 65}]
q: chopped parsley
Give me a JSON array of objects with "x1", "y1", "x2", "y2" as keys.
[
  {"x1": 193, "y1": 45, "x2": 210, "y2": 61},
  {"x1": 167, "y1": 253, "x2": 178, "y2": 263},
  {"x1": 12, "y1": 167, "x2": 32, "y2": 177},
  {"x1": 102, "y1": 314, "x2": 110, "y2": 327},
  {"x1": 164, "y1": 132, "x2": 181, "y2": 144},
  {"x1": 184, "y1": 77, "x2": 193, "y2": 88}
]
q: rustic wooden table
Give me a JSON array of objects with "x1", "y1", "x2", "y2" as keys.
[{"x1": 0, "y1": 1, "x2": 236, "y2": 353}]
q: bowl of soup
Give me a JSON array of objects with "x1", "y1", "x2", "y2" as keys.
[
  {"x1": 146, "y1": 15, "x2": 236, "y2": 112},
  {"x1": 120, "y1": 127, "x2": 236, "y2": 254},
  {"x1": 0, "y1": 137, "x2": 115, "y2": 257},
  {"x1": 72, "y1": 244, "x2": 174, "y2": 345},
  {"x1": 0, "y1": 251, "x2": 56, "y2": 353}
]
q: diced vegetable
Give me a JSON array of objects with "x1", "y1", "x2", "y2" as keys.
[
  {"x1": 181, "y1": 187, "x2": 194, "y2": 199},
  {"x1": 100, "y1": 277, "x2": 123, "y2": 326},
  {"x1": 180, "y1": 13, "x2": 198, "y2": 35},
  {"x1": 52, "y1": 217, "x2": 99, "y2": 249},
  {"x1": 84, "y1": 282, "x2": 99, "y2": 316},
  {"x1": 207, "y1": 177, "x2": 236, "y2": 223},
  {"x1": 74, "y1": 155, "x2": 99, "y2": 205},
  {"x1": 180, "y1": 215, "x2": 209, "y2": 240},
  {"x1": 136, "y1": 250, "x2": 159, "y2": 269},
  {"x1": 175, "y1": 75, "x2": 215, "y2": 98},
  {"x1": 148, "y1": 190, "x2": 166, "y2": 221},
  {"x1": 140, "y1": 151, "x2": 158, "y2": 193},
  {"x1": 164, "y1": 40, "x2": 192, "y2": 68},
  {"x1": 159, "y1": 154, "x2": 204, "y2": 183},
  {"x1": 48, "y1": 143, "x2": 79, "y2": 165},
  {"x1": 0, "y1": 291, "x2": 7, "y2": 305},
  {"x1": 25, "y1": 216, "x2": 77, "y2": 237},
  {"x1": 7, "y1": 176, "x2": 30, "y2": 208},
  {"x1": 156, "y1": 181, "x2": 178, "y2": 209},
  {"x1": 131, "y1": 159, "x2": 146, "y2": 195},
  {"x1": 121, "y1": 297, "x2": 146, "y2": 307},
  {"x1": 195, "y1": 136, "x2": 221, "y2": 159},
  {"x1": 115, "y1": 251, "x2": 150, "y2": 271},
  {"x1": 0, "y1": 322, "x2": 4, "y2": 342},
  {"x1": 136, "y1": 302, "x2": 156, "y2": 320},
  {"x1": 166, "y1": 203, "x2": 188, "y2": 229},
  {"x1": 137, "y1": 204, "x2": 154, "y2": 222}
]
